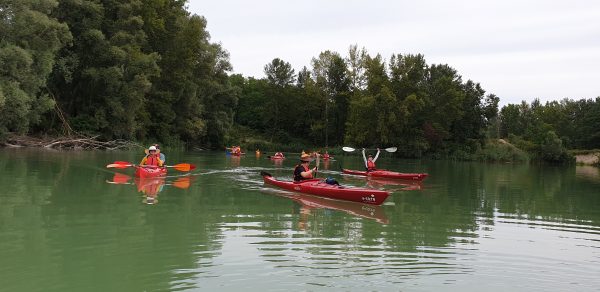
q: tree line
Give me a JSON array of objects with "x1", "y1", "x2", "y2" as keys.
[
  {"x1": 233, "y1": 49, "x2": 499, "y2": 159},
  {"x1": 1, "y1": 0, "x2": 598, "y2": 162},
  {"x1": 1, "y1": 0, "x2": 236, "y2": 148},
  {"x1": 497, "y1": 98, "x2": 600, "y2": 162}
]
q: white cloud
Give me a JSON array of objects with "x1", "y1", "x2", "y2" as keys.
[{"x1": 188, "y1": 0, "x2": 600, "y2": 105}]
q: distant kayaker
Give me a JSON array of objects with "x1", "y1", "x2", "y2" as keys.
[
  {"x1": 229, "y1": 146, "x2": 241, "y2": 155},
  {"x1": 274, "y1": 152, "x2": 284, "y2": 159},
  {"x1": 293, "y1": 153, "x2": 317, "y2": 182},
  {"x1": 154, "y1": 144, "x2": 165, "y2": 163},
  {"x1": 140, "y1": 145, "x2": 164, "y2": 167},
  {"x1": 362, "y1": 148, "x2": 380, "y2": 172}
]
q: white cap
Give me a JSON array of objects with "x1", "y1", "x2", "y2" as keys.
[{"x1": 148, "y1": 146, "x2": 157, "y2": 151}]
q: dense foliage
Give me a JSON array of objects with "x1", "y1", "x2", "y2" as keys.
[
  {"x1": 0, "y1": 0, "x2": 71, "y2": 138},
  {"x1": 235, "y1": 47, "x2": 500, "y2": 158},
  {"x1": 1, "y1": 0, "x2": 237, "y2": 147},
  {"x1": 498, "y1": 98, "x2": 600, "y2": 162},
  {"x1": 0, "y1": 1, "x2": 597, "y2": 163}
]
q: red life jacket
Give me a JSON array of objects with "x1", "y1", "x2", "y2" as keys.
[
  {"x1": 367, "y1": 159, "x2": 376, "y2": 170},
  {"x1": 303, "y1": 164, "x2": 313, "y2": 178},
  {"x1": 145, "y1": 154, "x2": 160, "y2": 166}
]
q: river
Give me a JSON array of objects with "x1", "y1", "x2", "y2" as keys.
[{"x1": 0, "y1": 149, "x2": 599, "y2": 291}]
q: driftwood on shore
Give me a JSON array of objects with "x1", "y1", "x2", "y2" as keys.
[{"x1": 3, "y1": 134, "x2": 142, "y2": 150}]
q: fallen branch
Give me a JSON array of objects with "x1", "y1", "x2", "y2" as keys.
[{"x1": 4, "y1": 134, "x2": 141, "y2": 150}]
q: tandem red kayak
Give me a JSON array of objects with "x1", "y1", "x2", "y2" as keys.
[
  {"x1": 134, "y1": 166, "x2": 167, "y2": 178},
  {"x1": 342, "y1": 169, "x2": 428, "y2": 181},
  {"x1": 262, "y1": 172, "x2": 389, "y2": 205}
]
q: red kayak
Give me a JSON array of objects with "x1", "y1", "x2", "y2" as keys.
[
  {"x1": 135, "y1": 166, "x2": 167, "y2": 178},
  {"x1": 262, "y1": 172, "x2": 389, "y2": 205},
  {"x1": 342, "y1": 169, "x2": 428, "y2": 181},
  {"x1": 270, "y1": 156, "x2": 285, "y2": 160}
]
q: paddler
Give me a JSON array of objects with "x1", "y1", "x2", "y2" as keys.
[
  {"x1": 293, "y1": 153, "x2": 317, "y2": 182},
  {"x1": 362, "y1": 148, "x2": 380, "y2": 172},
  {"x1": 140, "y1": 145, "x2": 164, "y2": 167},
  {"x1": 225, "y1": 146, "x2": 240, "y2": 155},
  {"x1": 154, "y1": 144, "x2": 165, "y2": 163}
]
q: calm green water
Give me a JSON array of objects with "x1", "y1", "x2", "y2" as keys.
[{"x1": 1, "y1": 149, "x2": 599, "y2": 291}]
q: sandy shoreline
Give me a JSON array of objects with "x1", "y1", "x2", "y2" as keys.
[{"x1": 575, "y1": 153, "x2": 599, "y2": 165}]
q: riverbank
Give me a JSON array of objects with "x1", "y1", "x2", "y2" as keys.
[
  {"x1": 1, "y1": 134, "x2": 140, "y2": 150},
  {"x1": 572, "y1": 151, "x2": 600, "y2": 166}
]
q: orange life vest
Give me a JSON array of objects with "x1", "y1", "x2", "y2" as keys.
[
  {"x1": 367, "y1": 160, "x2": 376, "y2": 170},
  {"x1": 145, "y1": 154, "x2": 161, "y2": 166}
]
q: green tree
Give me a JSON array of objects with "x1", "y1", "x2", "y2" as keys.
[
  {"x1": 311, "y1": 51, "x2": 350, "y2": 146},
  {"x1": 264, "y1": 58, "x2": 295, "y2": 87},
  {"x1": 49, "y1": 0, "x2": 159, "y2": 140},
  {"x1": 0, "y1": 0, "x2": 71, "y2": 137}
]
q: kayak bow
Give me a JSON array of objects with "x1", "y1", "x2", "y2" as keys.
[{"x1": 134, "y1": 166, "x2": 167, "y2": 178}]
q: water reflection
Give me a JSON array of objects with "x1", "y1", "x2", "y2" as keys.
[
  {"x1": 271, "y1": 157, "x2": 284, "y2": 167},
  {"x1": 265, "y1": 190, "x2": 389, "y2": 224},
  {"x1": 341, "y1": 175, "x2": 424, "y2": 191},
  {"x1": 106, "y1": 173, "x2": 192, "y2": 205},
  {"x1": 0, "y1": 150, "x2": 598, "y2": 291}
]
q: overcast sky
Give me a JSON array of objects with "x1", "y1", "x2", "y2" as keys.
[{"x1": 187, "y1": 0, "x2": 600, "y2": 105}]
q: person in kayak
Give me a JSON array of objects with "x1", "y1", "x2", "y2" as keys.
[
  {"x1": 362, "y1": 148, "x2": 380, "y2": 172},
  {"x1": 229, "y1": 146, "x2": 241, "y2": 155},
  {"x1": 154, "y1": 144, "x2": 165, "y2": 163},
  {"x1": 274, "y1": 152, "x2": 285, "y2": 159},
  {"x1": 140, "y1": 145, "x2": 164, "y2": 167},
  {"x1": 293, "y1": 153, "x2": 317, "y2": 182}
]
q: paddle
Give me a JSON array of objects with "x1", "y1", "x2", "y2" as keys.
[
  {"x1": 314, "y1": 152, "x2": 320, "y2": 178},
  {"x1": 106, "y1": 174, "x2": 191, "y2": 189},
  {"x1": 106, "y1": 161, "x2": 196, "y2": 172},
  {"x1": 342, "y1": 146, "x2": 397, "y2": 153}
]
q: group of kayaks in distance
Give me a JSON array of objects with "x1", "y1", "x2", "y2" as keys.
[{"x1": 106, "y1": 144, "x2": 428, "y2": 206}]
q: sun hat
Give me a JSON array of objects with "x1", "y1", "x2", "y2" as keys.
[{"x1": 300, "y1": 153, "x2": 311, "y2": 162}]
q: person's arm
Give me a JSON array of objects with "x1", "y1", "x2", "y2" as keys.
[
  {"x1": 140, "y1": 156, "x2": 147, "y2": 165},
  {"x1": 373, "y1": 148, "x2": 380, "y2": 162},
  {"x1": 157, "y1": 157, "x2": 164, "y2": 167},
  {"x1": 362, "y1": 148, "x2": 368, "y2": 168},
  {"x1": 300, "y1": 165, "x2": 317, "y2": 178}
]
